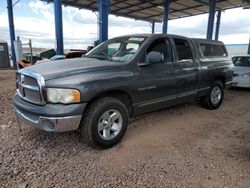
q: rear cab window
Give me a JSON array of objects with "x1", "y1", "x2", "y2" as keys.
[{"x1": 198, "y1": 42, "x2": 228, "y2": 58}]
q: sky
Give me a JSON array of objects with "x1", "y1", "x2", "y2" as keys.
[{"x1": 0, "y1": 0, "x2": 250, "y2": 50}]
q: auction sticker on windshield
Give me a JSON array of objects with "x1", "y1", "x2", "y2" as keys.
[{"x1": 128, "y1": 37, "x2": 145, "y2": 42}]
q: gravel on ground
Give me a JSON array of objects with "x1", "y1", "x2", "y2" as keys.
[{"x1": 0, "y1": 70, "x2": 250, "y2": 188}]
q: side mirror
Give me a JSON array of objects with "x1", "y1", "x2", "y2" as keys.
[{"x1": 146, "y1": 51, "x2": 163, "y2": 64}]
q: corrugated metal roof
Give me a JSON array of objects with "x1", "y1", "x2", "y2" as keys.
[{"x1": 42, "y1": 0, "x2": 244, "y2": 22}]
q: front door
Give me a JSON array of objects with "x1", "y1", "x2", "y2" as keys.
[{"x1": 133, "y1": 37, "x2": 179, "y2": 114}]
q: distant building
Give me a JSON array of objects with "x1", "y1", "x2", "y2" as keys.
[{"x1": 0, "y1": 39, "x2": 10, "y2": 68}]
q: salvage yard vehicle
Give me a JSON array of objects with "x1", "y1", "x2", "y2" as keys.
[
  {"x1": 13, "y1": 34, "x2": 234, "y2": 149},
  {"x1": 17, "y1": 53, "x2": 42, "y2": 69},
  {"x1": 35, "y1": 55, "x2": 66, "y2": 64},
  {"x1": 17, "y1": 50, "x2": 86, "y2": 69},
  {"x1": 232, "y1": 55, "x2": 250, "y2": 88}
]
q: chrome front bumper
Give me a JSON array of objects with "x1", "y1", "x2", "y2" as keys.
[
  {"x1": 13, "y1": 93, "x2": 86, "y2": 132},
  {"x1": 15, "y1": 107, "x2": 82, "y2": 132}
]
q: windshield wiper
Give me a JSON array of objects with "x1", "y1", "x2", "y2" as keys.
[
  {"x1": 83, "y1": 55, "x2": 106, "y2": 60},
  {"x1": 84, "y1": 52, "x2": 113, "y2": 61},
  {"x1": 84, "y1": 54, "x2": 113, "y2": 62}
]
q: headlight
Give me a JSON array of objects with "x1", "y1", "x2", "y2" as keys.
[
  {"x1": 47, "y1": 88, "x2": 81, "y2": 104},
  {"x1": 239, "y1": 73, "x2": 250, "y2": 78}
]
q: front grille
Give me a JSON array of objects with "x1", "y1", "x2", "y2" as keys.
[
  {"x1": 16, "y1": 71, "x2": 45, "y2": 105},
  {"x1": 23, "y1": 76, "x2": 37, "y2": 85}
]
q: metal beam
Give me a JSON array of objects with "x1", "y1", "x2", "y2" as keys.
[
  {"x1": 113, "y1": 0, "x2": 151, "y2": 13},
  {"x1": 98, "y1": 0, "x2": 110, "y2": 43},
  {"x1": 109, "y1": 0, "x2": 179, "y2": 24},
  {"x1": 162, "y1": 0, "x2": 170, "y2": 34},
  {"x1": 41, "y1": 0, "x2": 241, "y2": 23},
  {"x1": 116, "y1": 0, "x2": 188, "y2": 21},
  {"x1": 152, "y1": 21, "x2": 155, "y2": 34},
  {"x1": 7, "y1": 0, "x2": 17, "y2": 69},
  {"x1": 54, "y1": 0, "x2": 64, "y2": 55},
  {"x1": 110, "y1": 0, "x2": 124, "y2": 7},
  {"x1": 60, "y1": 1, "x2": 158, "y2": 22},
  {"x1": 194, "y1": 0, "x2": 237, "y2": 9},
  {"x1": 215, "y1": 10, "x2": 221, "y2": 41},
  {"x1": 206, "y1": 0, "x2": 216, "y2": 40},
  {"x1": 146, "y1": 3, "x2": 203, "y2": 20},
  {"x1": 193, "y1": 0, "x2": 220, "y2": 9},
  {"x1": 112, "y1": 0, "x2": 182, "y2": 19}
]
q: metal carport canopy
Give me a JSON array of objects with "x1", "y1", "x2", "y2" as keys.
[{"x1": 42, "y1": 0, "x2": 243, "y2": 22}]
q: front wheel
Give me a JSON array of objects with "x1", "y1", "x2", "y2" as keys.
[
  {"x1": 80, "y1": 97, "x2": 129, "y2": 149},
  {"x1": 201, "y1": 80, "x2": 224, "y2": 110}
]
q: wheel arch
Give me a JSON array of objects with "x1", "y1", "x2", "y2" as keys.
[
  {"x1": 87, "y1": 90, "x2": 134, "y2": 116},
  {"x1": 214, "y1": 76, "x2": 225, "y2": 88}
]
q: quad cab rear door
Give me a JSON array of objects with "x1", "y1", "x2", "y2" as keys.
[{"x1": 171, "y1": 37, "x2": 200, "y2": 103}]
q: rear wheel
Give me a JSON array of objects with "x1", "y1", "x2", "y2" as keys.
[
  {"x1": 201, "y1": 80, "x2": 224, "y2": 110},
  {"x1": 80, "y1": 97, "x2": 129, "y2": 149}
]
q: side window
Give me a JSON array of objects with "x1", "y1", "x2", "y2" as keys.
[
  {"x1": 199, "y1": 43, "x2": 227, "y2": 57},
  {"x1": 126, "y1": 43, "x2": 139, "y2": 52},
  {"x1": 108, "y1": 43, "x2": 121, "y2": 56},
  {"x1": 173, "y1": 38, "x2": 193, "y2": 61},
  {"x1": 145, "y1": 38, "x2": 173, "y2": 63}
]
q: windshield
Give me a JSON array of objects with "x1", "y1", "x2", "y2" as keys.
[
  {"x1": 84, "y1": 36, "x2": 147, "y2": 62},
  {"x1": 232, "y1": 56, "x2": 250, "y2": 67}
]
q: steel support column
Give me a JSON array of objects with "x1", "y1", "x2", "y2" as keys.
[
  {"x1": 162, "y1": 0, "x2": 170, "y2": 34},
  {"x1": 98, "y1": 0, "x2": 110, "y2": 43},
  {"x1": 7, "y1": 0, "x2": 17, "y2": 69},
  {"x1": 152, "y1": 21, "x2": 155, "y2": 34},
  {"x1": 215, "y1": 10, "x2": 221, "y2": 41},
  {"x1": 206, "y1": 0, "x2": 216, "y2": 40},
  {"x1": 54, "y1": 0, "x2": 64, "y2": 55}
]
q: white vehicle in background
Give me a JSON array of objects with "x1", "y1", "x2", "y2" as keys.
[{"x1": 232, "y1": 55, "x2": 250, "y2": 88}]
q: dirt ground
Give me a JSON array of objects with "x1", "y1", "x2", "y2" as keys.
[{"x1": 0, "y1": 70, "x2": 250, "y2": 188}]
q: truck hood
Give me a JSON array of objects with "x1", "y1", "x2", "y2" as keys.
[
  {"x1": 23, "y1": 57, "x2": 122, "y2": 79},
  {"x1": 234, "y1": 66, "x2": 250, "y2": 75}
]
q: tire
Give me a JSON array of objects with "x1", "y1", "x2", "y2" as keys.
[
  {"x1": 80, "y1": 97, "x2": 129, "y2": 149},
  {"x1": 201, "y1": 80, "x2": 224, "y2": 110}
]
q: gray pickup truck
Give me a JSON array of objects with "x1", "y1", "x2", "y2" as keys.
[{"x1": 13, "y1": 34, "x2": 233, "y2": 149}]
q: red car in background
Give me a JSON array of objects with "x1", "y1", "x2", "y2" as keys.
[{"x1": 17, "y1": 50, "x2": 88, "y2": 69}]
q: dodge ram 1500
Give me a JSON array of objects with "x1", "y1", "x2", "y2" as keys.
[{"x1": 13, "y1": 34, "x2": 234, "y2": 149}]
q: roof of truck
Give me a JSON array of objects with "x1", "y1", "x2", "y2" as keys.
[
  {"x1": 191, "y1": 38, "x2": 225, "y2": 45},
  {"x1": 102, "y1": 34, "x2": 228, "y2": 46},
  {"x1": 111, "y1": 34, "x2": 224, "y2": 42}
]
